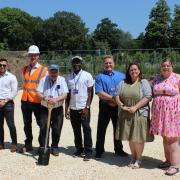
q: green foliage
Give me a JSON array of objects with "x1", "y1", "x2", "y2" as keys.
[
  {"x1": 143, "y1": 0, "x2": 171, "y2": 49},
  {"x1": 93, "y1": 18, "x2": 135, "y2": 50},
  {"x1": 0, "y1": 8, "x2": 35, "y2": 50},
  {"x1": 171, "y1": 5, "x2": 180, "y2": 47},
  {"x1": 42, "y1": 11, "x2": 89, "y2": 50}
]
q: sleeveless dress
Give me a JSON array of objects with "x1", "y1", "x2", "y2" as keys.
[
  {"x1": 150, "y1": 73, "x2": 180, "y2": 137},
  {"x1": 116, "y1": 81, "x2": 154, "y2": 142}
]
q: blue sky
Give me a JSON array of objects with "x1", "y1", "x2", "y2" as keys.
[{"x1": 0, "y1": 0, "x2": 179, "y2": 38}]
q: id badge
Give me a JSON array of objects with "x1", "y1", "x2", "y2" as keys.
[{"x1": 73, "y1": 89, "x2": 78, "y2": 94}]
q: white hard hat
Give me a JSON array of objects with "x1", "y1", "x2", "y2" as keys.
[{"x1": 28, "y1": 45, "x2": 40, "y2": 54}]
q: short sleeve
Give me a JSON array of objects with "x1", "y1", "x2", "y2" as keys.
[
  {"x1": 61, "y1": 77, "x2": 69, "y2": 94},
  {"x1": 115, "y1": 80, "x2": 124, "y2": 96},
  {"x1": 95, "y1": 75, "x2": 103, "y2": 94},
  {"x1": 66, "y1": 75, "x2": 71, "y2": 91},
  {"x1": 87, "y1": 73, "x2": 94, "y2": 87},
  {"x1": 141, "y1": 79, "x2": 152, "y2": 100}
]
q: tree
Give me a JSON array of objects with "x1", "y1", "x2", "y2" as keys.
[
  {"x1": 135, "y1": 32, "x2": 145, "y2": 49},
  {"x1": 31, "y1": 17, "x2": 44, "y2": 50},
  {"x1": 171, "y1": 5, "x2": 180, "y2": 47},
  {"x1": 143, "y1": 0, "x2": 171, "y2": 49},
  {"x1": 0, "y1": 8, "x2": 35, "y2": 50},
  {"x1": 42, "y1": 11, "x2": 89, "y2": 50},
  {"x1": 93, "y1": 18, "x2": 121, "y2": 49},
  {"x1": 93, "y1": 18, "x2": 134, "y2": 50}
]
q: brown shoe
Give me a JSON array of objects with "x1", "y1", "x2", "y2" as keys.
[
  {"x1": 19, "y1": 144, "x2": 33, "y2": 153},
  {"x1": 10, "y1": 144, "x2": 17, "y2": 153},
  {"x1": 0, "y1": 144, "x2": 4, "y2": 150}
]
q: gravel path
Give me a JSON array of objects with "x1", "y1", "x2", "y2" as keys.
[{"x1": 0, "y1": 91, "x2": 179, "y2": 180}]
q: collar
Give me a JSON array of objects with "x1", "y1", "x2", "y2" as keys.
[
  {"x1": 73, "y1": 69, "x2": 83, "y2": 76},
  {"x1": 29, "y1": 62, "x2": 40, "y2": 69},
  {"x1": 0, "y1": 71, "x2": 9, "y2": 77},
  {"x1": 103, "y1": 70, "x2": 115, "y2": 76}
]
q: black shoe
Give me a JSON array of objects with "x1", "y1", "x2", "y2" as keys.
[
  {"x1": 95, "y1": 153, "x2": 102, "y2": 160},
  {"x1": 115, "y1": 150, "x2": 128, "y2": 157},
  {"x1": 83, "y1": 154, "x2": 91, "y2": 161},
  {"x1": 73, "y1": 151, "x2": 84, "y2": 158},
  {"x1": 51, "y1": 147, "x2": 59, "y2": 156}
]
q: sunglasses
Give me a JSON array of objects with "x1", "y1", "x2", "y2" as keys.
[{"x1": 0, "y1": 64, "x2": 7, "y2": 68}]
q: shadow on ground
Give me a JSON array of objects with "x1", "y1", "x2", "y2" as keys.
[
  {"x1": 4, "y1": 142, "x2": 163, "y2": 169},
  {"x1": 59, "y1": 146, "x2": 163, "y2": 169}
]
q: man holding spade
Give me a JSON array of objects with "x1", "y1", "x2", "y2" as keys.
[{"x1": 36, "y1": 64, "x2": 68, "y2": 156}]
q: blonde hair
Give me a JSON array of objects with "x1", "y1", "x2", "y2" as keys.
[{"x1": 103, "y1": 55, "x2": 114, "y2": 62}]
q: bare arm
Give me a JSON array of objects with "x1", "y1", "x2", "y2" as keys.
[
  {"x1": 36, "y1": 91, "x2": 44, "y2": 101},
  {"x1": 113, "y1": 96, "x2": 130, "y2": 111},
  {"x1": 55, "y1": 93, "x2": 67, "y2": 102},
  {"x1": 86, "y1": 86, "x2": 94, "y2": 107},
  {"x1": 65, "y1": 92, "x2": 71, "y2": 119},
  {"x1": 128, "y1": 97, "x2": 150, "y2": 113},
  {"x1": 97, "y1": 91, "x2": 114, "y2": 101}
]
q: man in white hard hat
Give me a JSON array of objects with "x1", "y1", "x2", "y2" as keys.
[{"x1": 19, "y1": 45, "x2": 48, "y2": 153}]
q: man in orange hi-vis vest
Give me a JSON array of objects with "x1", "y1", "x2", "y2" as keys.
[{"x1": 19, "y1": 45, "x2": 48, "y2": 153}]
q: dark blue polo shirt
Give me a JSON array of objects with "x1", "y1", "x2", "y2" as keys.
[{"x1": 95, "y1": 70, "x2": 125, "y2": 96}]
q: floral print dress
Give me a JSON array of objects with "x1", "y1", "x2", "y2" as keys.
[{"x1": 150, "y1": 73, "x2": 180, "y2": 137}]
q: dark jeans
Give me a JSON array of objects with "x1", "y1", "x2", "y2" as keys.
[
  {"x1": 96, "y1": 100, "x2": 123, "y2": 154},
  {"x1": 39, "y1": 106, "x2": 63, "y2": 148},
  {"x1": 21, "y1": 101, "x2": 41, "y2": 145},
  {"x1": 70, "y1": 109, "x2": 92, "y2": 155},
  {"x1": 0, "y1": 100, "x2": 17, "y2": 145}
]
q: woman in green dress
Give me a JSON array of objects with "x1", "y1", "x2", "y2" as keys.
[{"x1": 114, "y1": 62, "x2": 154, "y2": 168}]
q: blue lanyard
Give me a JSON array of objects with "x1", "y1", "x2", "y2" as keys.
[{"x1": 48, "y1": 79, "x2": 56, "y2": 98}]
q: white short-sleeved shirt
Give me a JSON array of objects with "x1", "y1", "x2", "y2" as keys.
[
  {"x1": 37, "y1": 75, "x2": 69, "y2": 108},
  {"x1": 66, "y1": 70, "x2": 94, "y2": 110}
]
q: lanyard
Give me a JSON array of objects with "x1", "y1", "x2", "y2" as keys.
[
  {"x1": 73, "y1": 70, "x2": 83, "y2": 89},
  {"x1": 48, "y1": 78, "x2": 56, "y2": 98}
]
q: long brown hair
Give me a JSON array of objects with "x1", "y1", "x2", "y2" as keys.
[{"x1": 125, "y1": 62, "x2": 142, "y2": 84}]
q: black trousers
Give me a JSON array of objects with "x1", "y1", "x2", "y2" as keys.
[
  {"x1": 70, "y1": 109, "x2": 92, "y2": 154},
  {"x1": 39, "y1": 106, "x2": 63, "y2": 148},
  {"x1": 21, "y1": 101, "x2": 41, "y2": 145},
  {"x1": 96, "y1": 100, "x2": 123, "y2": 154},
  {"x1": 0, "y1": 101, "x2": 17, "y2": 145}
]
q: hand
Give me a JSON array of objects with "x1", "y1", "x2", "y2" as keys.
[
  {"x1": 108, "y1": 98, "x2": 117, "y2": 107},
  {"x1": 65, "y1": 110, "x2": 71, "y2": 120},
  {"x1": 0, "y1": 100, "x2": 6, "y2": 108},
  {"x1": 121, "y1": 105, "x2": 130, "y2": 111},
  {"x1": 80, "y1": 107, "x2": 90, "y2": 120},
  {"x1": 44, "y1": 97, "x2": 57, "y2": 105},
  {"x1": 127, "y1": 106, "x2": 138, "y2": 113}
]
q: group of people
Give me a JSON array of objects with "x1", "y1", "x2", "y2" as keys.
[{"x1": 0, "y1": 45, "x2": 179, "y2": 176}]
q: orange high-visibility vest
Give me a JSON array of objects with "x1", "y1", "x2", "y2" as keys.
[{"x1": 21, "y1": 65, "x2": 47, "y2": 103}]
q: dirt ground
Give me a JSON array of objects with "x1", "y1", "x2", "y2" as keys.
[{"x1": 0, "y1": 91, "x2": 179, "y2": 180}]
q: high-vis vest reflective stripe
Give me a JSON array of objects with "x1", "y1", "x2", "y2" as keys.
[{"x1": 21, "y1": 65, "x2": 47, "y2": 103}]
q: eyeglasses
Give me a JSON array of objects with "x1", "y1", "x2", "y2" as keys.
[{"x1": 0, "y1": 64, "x2": 7, "y2": 68}]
